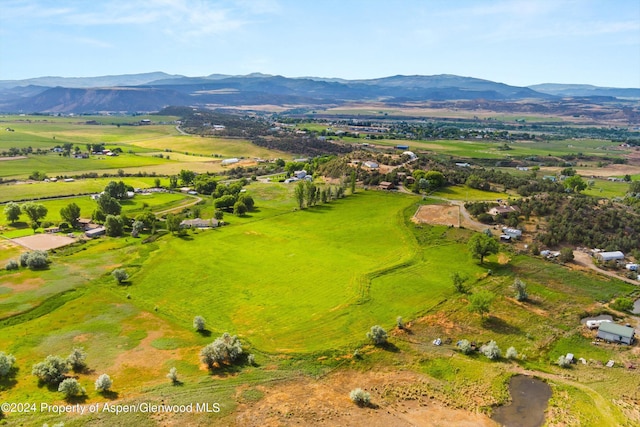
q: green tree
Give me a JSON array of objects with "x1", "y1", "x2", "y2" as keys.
[
  {"x1": 154, "y1": 177, "x2": 162, "y2": 188},
  {"x1": 21, "y1": 202, "x2": 48, "y2": 225},
  {"x1": 179, "y1": 169, "x2": 196, "y2": 186},
  {"x1": 166, "y1": 213, "x2": 182, "y2": 234},
  {"x1": 559, "y1": 247, "x2": 574, "y2": 263},
  {"x1": 104, "y1": 215, "x2": 124, "y2": 237},
  {"x1": 451, "y1": 272, "x2": 469, "y2": 294},
  {"x1": 424, "y1": 170, "x2": 446, "y2": 190},
  {"x1": 169, "y1": 175, "x2": 178, "y2": 189},
  {"x1": 350, "y1": 170, "x2": 357, "y2": 194},
  {"x1": 237, "y1": 194, "x2": 255, "y2": 211},
  {"x1": 96, "y1": 193, "x2": 122, "y2": 216},
  {"x1": 112, "y1": 268, "x2": 129, "y2": 284},
  {"x1": 468, "y1": 290, "x2": 495, "y2": 318},
  {"x1": 233, "y1": 201, "x2": 248, "y2": 216},
  {"x1": 4, "y1": 202, "x2": 21, "y2": 224},
  {"x1": 304, "y1": 181, "x2": 317, "y2": 207},
  {"x1": 104, "y1": 181, "x2": 127, "y2": 199},
  {"x1": 60, "y1": 203, "x2": 81, "y2": 227},
  {"x1": 564, "y1": 175, "x2": 587, "y2": 193},
  {"x1": 135, "y1": 211, "x2": 156, "y2": 231},
  {"x1": 294, "y1": 181, "x2": 305, "y2": 209},
  {"x1": 467, "y1": 233, "x2": 499, "y2": 264}
]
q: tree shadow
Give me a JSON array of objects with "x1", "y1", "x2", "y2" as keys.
[
  {"x1": 178, "y1": 234, "x2": 194, "y2": 241},
  {"x1": 0, "y1": 368, "x2": 19, "y2": 390},
  {"x1": 483, "y1": 316, "x2": 523, "y2": 335},
  {"x1": 197, "y1": 329, "x2": 212, "y2": 337},
  {"x1": 99, "y1": 390, "x2": 120, "y2": 400},
  {"x1": 170, "y1": 380, "x2": 184, "y2": 387},
  {"x1": 209, "y1": 363, "x2": 242, "y2": 377},
  {"x1": 379, "y1": 342, "x2": 400, "y2": 353},
  {"x1": 66, "y1": 394, "x2": 89, "y2": 404}
]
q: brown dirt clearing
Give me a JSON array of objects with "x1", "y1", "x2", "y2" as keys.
[
  {"x1": 234, "y1": 369, "x2": 496, "y2": 426},
  {"x1": 413, "y1": 204, "x2": 460, "y2": 227},
  {"x1": 11, "y1": 234, "x2": 76, "y2": 250}
]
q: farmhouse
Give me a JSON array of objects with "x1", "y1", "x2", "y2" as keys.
[
  {"x1": 596, "y1": 322, "x2": 635, "y2": 345},
  {"x1": 363, "y1": 161, "x2": 379, "y2": 169},
  {"x1": 179, "y1": 218, "x2": 219, "y2": 229},
  {"x1": 489, "y1": 205, "x2": 520, "y2": 216},
  {"x1": 378, "y1": 181, "x2": 394, "y2": 190},
  {"x1": 45, "y1": 226, "x2": 60, "y2": 234},
  {"x1": 596, "y1": 251, "x2": 625, "y2": 262}
]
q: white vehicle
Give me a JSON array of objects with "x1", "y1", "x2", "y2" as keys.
[{"x1": 586, "y1": 319, "x2": 611, "y2": 329}]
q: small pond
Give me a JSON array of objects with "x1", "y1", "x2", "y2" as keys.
[
  {"x1": 491, "y1": 375, "x2": 552, "y2": 427},
  {"x1": 633, "y1": 299, "x2": 640, "y2": 314}
]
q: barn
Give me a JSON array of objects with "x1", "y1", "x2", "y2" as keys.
[
  {"x1": 596, "y1": 322, "x2": 635, "y2": 345},
  {"x1": 595, "y1": 251, "x2": 624, "y2": 262}
]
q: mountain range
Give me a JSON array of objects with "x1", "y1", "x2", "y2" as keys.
[{"x1": 0, "y1": 72, "x2": 638, "y2": 114}]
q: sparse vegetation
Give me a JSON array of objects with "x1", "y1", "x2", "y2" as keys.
[
  {"x1": 58, "y1": 378, "x2": 84, "y2": 398},
  {"x1": 349, "y1": 388, "x2": 371, "y2": 406},
  {"x1": 32, "y1": 355, "x2": 69, "y2": 385},
  {"x1": 95, "y1": 374, "x2": 113, "y2": 392}
]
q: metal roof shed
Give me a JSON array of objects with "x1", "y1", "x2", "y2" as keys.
[{"x1": 596, "y1": 323, "x2": 635, "y2": 345}]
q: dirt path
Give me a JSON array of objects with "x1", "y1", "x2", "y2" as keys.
[
  {"x1": 573, "y1": 251, "x2": 639, "y2": 286},
  {"x1": 154, "y1": 193, "x2": 202, "y2": 216}
]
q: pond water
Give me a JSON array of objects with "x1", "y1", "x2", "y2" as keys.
[
  {"x1": 491, "y1": 375, "x2": 552, "y2": 427},
  {"x1": 633, "y1": 299, "x2": 640, "y2": 314}
]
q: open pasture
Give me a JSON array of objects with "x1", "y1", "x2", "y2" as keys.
[
  {"x1": 129, "y1": 191, "x2": 477, "y2": 353},
  {"x1": 0, "y1": 177, "x2": 165, "y2": 203}
]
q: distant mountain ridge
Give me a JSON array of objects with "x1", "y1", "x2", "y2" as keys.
[
  {"x1": 528, "y1": 83, "x2": 640, "y2": 99},
  {"x1": 0, "y1": 72, "x2": 637, "y2": 113}
]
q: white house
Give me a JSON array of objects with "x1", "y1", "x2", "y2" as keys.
[
  {"x1": 501, "y1": 227, "x2": 522, "y2": 239},
  {"x1": 363, "y1": 161, "x2": 379, "y2": 169}
]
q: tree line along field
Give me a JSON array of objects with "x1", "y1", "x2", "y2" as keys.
[{"x1": 1, "y1": 114, "x2": 639, "y2": 425}]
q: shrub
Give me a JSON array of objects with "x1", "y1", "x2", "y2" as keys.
[
  {"x1": 506, "y1": 347, "x2": 518, "y2": 359},
  {"x1": 193, "y1": 315, "x2": 206, "y2": 332},
  {"x1": 167, "y1": 367, "x2": 179, "y2": 384},
  {"x1": 0, "y1": 352, "x2": 16, "y2": 377},
  {"x1": 457, "y1": 339, "x2": 473, "y2": 355},
  {"x1": 349, "y1": 388, "x2": 371, "y2": 406},
  {"x1": 58, "y1": 378, "x2": 84, "y2": 398},
  {"x1": 26, "y1": 251, "x2": 49, "y2": 270},
  {"x1": 396, "y1": 316, "x2": 404, "y2": 329},
  {"x1": 95, "y1": 374, "x2": 112, "y2": 392},
  {"x1": 480, "y1": 341, "x2": 501, "y2": 360},
  {"x1": 112, "y1": 268, "x2": 129, "y2": 284},
  {"x1": 611, "y1": 297, "x2": 633, "y2": 312},
  {"x1": 5, "y1": 260, "x2": 18, "y2": 270},
  {"x1": 558, "y1": 355, "x2": 571, "y2": 368},
  {"x1": 247, "y1": 354, "x2": 256, "y2": 366},
  {"x1": 513, "y1": 278, "x2": 528, "y2": 301},
  {"x1": 67, "y1": 348, "x2": 87, "y2": 371},
  {"x1": 366, "y1": 325, "x2": 388, "y2": 345},
  {"x1": 32, "y1": 355, "x2": 69, "y2": 384},
  {"x1": 200, "y1": 333, "x2": 243, "y2": 369}
]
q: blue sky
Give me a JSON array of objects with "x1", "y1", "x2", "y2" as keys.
[{"x1": 1, "y1": 0, "x2": 638, "y2": 87}]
